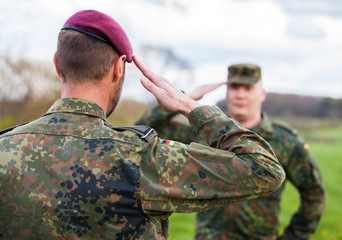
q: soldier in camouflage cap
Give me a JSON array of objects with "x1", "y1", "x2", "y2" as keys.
[
  {"x1": 137, "y1": 63, "x2": 326, "y2": 239},
  {"x1": 0, "y1": 11, "x2": 285, "y2": 239}
]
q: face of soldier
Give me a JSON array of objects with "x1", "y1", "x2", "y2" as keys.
[{"x1": 225, "y1": 80, "x2": 266, "y2": 125}]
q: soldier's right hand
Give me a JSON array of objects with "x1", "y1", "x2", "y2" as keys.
[
  {"x1": 186, "y1": 82, "x2": 227, "y2": 100},
  {"x1": 133, "y1": 55, "x2": 200, "y2": 117}
]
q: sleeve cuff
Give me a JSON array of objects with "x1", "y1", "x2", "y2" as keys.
[{"x1": 188, "y1": 105, "x2": 226, "y2": 132}]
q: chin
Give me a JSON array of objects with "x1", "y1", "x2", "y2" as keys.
[
  {"x1": 230, "y1": 107, "x2": 246, "y2": 116},
  {"x1": 230, "y1": 111, "x2": 248, "y2": 121}
]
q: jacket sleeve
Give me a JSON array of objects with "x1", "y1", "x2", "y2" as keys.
[
  {"x1": 278, "y1": 137, "x2": 326, "y2": 240},
  {"x1": 138, "y1": 105, "x2": 285, "y2": 214},
  {"x1": 135, "y1": 104, "x2": 200, "y2": 144}
]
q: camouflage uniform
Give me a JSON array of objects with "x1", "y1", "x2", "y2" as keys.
[
  {"x1": 0, "y1": 98, "x2": 284, "y2": 240},
  {"x1": 136, "y1": 106, "x2": 325, "y2": 239}
]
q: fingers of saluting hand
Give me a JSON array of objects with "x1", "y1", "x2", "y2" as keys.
[
  {"x1": 134, "y1": 55, "x2": 175, "y2": 101},
  {"x1": 133, "y1": 55, "x2": 171, "y2": 89},
  {"x1": 140, "y1": 76, "x2": 166, "y2": 99},
  {"x1": 187, "y1": 81, "x2": 227, "y2": 100},
  {"x1": 202, "y1": 82, "x2": 227, "y2": 92},
  {"x1": 133, "y1": 55, "x2": 155, "y2": 79},
  {"x1": 133, "y1": 55, "x2": 200, "y2": 116}
]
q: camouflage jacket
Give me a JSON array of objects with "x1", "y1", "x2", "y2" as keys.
[
  {"x1": 136, "y1": 105, "x2": 325, "y2": 240},
  {"x1": 0, "y1": 98, "x2": 284, "y2": 240}
]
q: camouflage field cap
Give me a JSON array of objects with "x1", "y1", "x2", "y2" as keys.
[{"x1": 227, "y1": 63, "x2": 261, "y2": 85}]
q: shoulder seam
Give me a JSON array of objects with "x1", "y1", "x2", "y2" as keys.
[
  {"x1": 104, "y1": 122, "x2": 157, "y2": 142},
  {"x1": 272, "y1": 122, "x2": 298, "y2": 135},
  {"x1": 0, "y1": 122, "x2": 30, "y2": 135}
]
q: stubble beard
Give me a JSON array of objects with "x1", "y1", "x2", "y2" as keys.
[{"x1": 106, "y1": 79, "x2": 124, "y2": 118}]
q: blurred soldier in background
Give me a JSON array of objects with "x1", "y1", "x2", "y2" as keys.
[
  {"x1": 0, "y1": 10, "x2": 285, "y2": 239},
  {"x1": 137, "y1": 63, "x2": 326, "y2": 240}
]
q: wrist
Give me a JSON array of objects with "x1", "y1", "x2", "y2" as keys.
[{"x1": 179, "y1": 100, "x2": 201, "y2": 118}]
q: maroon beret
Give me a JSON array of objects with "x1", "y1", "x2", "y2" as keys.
[{"x1": 62, "y1": 10, "x2": 133, "y2": 63}]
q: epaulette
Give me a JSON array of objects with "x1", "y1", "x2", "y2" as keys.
[
  {"x1": 105, "y1": 122, "x2": 156, "y2": 142},
  {"x1": 272, "y1": 122, "x2": 298, "y2": 135},
  {"x1": 0, "y1": 122, "x2": 29, "y2": 135}
]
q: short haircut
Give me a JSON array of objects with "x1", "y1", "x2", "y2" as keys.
[{"x1": 56, "y1": 30, "x2": 119, "y2": 83}]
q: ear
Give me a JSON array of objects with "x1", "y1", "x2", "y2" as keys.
[
  {"x1": 53, "y1": 52, "x2": 61, "y2": 77},
  {"x1": 113, "y1": 55, "x2": 126, "y2": 83},
  {"x1": 261, "y1": 87, "x2": 267, "y2": 102}
]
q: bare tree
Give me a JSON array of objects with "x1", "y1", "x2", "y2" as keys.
[{"x1": 0, "y1": 53, "x2": 60, "y2": 127}]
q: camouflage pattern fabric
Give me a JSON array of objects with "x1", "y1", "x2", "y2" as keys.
[
  {"x1": 228, "y1": 63, "x2": 261, "y2": 85},
  {"x1": 0, "y1": 98, "x2": 284, "y2": 239},
  {"x1": 136, "y1": 106, "x2": 325, "y2": 240}
]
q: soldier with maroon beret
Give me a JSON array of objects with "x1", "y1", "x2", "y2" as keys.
[{"x1": 0, "y1": 11, "x2": 285, "y2": 239}]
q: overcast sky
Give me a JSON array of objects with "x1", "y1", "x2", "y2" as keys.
[{"x1": 0, "y1": 0, "x2": 341, "y2": 104}]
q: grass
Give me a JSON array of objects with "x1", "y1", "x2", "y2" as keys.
[{"x1": 168, "y1": 126, "x2": 342, "y2": 240}]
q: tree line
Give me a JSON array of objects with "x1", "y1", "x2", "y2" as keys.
[
  {"x1": 1, "y1": 53, "x2": 341, "y2": 131},
  {"x1": 217, "y1": 93, "x2": 342, "y2": 119}
]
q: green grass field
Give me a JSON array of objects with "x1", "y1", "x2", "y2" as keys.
[{"x1": 168, "y1": 127, "x2": 342, "y2": 240}]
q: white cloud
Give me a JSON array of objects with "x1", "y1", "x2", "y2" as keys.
[
  {"x1": 118, "y1": 0, "x2": 289, "y2": 51},
  {"x1": 315, "y1": 15, "x2": 342, "y2": 48}
]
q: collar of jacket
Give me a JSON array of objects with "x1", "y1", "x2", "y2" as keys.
[
  {"x1": 44, "y1": 98, "x2": 106, "y2": 120},
  {"x1": 251, "y1": 112, "x2": 274, "y2": 138}
]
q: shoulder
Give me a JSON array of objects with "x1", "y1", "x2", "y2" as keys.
[
  {"x1": 271, "y1": 121, "x2": 298, "y2": 136},
  {"x1": 271, "y1": 121, "x2": 310, "y2": 153},
  {"x1": 104, "y1": 122, "x2": 157, "y2": 143},
  {"x1": 0, "y1": 122, "x2": 29, "y2": 136}
]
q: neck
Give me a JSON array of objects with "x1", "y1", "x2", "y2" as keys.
[
  {"x1": 232, "y1": 112, "x2": 262, "y2": 129},
  {"x1": 61, "y1": 80, "x2": 110, "y2": 113}
]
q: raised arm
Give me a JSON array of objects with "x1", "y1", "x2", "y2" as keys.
[{"x1": 133, "y1": 55, "x2": 285, "y2": 213}]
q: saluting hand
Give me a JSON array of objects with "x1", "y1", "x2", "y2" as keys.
[
  {"x1": 133, "y1": 55, "x2": 200, "y2": 117},
  {"x1": 186, "y1": 82, "x2": 226, "y2": 100}
]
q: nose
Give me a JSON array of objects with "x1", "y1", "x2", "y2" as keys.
[{"x1": 235, "y1": 87, "x2": 246, "y2": 98}]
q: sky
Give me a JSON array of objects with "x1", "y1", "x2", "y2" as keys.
[{"x1": 0, "y1": 0, "x2": 341, "y2": 104}]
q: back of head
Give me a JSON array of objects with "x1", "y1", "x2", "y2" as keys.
[
  {"x1": 227, "y1": 63, "x2": 261, "y2": 85},
  {"x1": 57, "y1": 30, "x2": 117, "y2": 83},
  {"x1": 56, "y1": 10, "x2": 133, "y2": 83}
]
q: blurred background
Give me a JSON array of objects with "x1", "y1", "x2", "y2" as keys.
[{"x1": 0, "y1": 0, "x2": 341, "y2": 239}]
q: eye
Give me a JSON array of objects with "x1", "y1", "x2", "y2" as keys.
[
  {"x1": 245, "y1": 85, "x2": 252, "y2": 91},
  {"x1": 230, "y1": 84, "x2": 240, "y2": 90}
]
